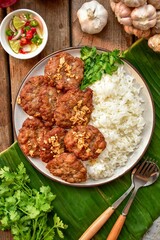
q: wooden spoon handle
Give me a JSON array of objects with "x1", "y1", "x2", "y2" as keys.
[
  {"x1": 106, "y1": 214, "x2": 126, "y2": 240},
  {"x1": 79, "y1": 206, "x2": 114, "y2": 240}
]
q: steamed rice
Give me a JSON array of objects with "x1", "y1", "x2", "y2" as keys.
[{"x1": 86, "y1": 65, "x2": 145, "y2": 180}]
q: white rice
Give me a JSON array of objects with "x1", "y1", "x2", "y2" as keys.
[{"x1": 85, "y1": 65, "x2": 145, "y2": 180}]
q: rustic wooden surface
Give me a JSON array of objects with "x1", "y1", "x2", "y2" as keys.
[
  {"x1": 0, "y1": 9, "x2": 12, "y2": 152},
  {"x1": 0, "y1": 0, "x2": 133, "y2": 238}
]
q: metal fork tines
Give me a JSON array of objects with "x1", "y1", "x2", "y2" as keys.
[
  {"x1": 133, "y1": 160, "x2": 159, "y2": 184},
  {"x1": 122, "y1": 160, "x2": 159, "y2": 216}
]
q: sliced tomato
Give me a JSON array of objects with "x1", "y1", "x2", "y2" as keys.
[
  {"x1": 26, "y1": 30, "x2": 33, "y2": 40},
  {"x1": 8, "y1": 36, "x2": 13, "y2": 40},
  {"x1": 31, "y1": 27, "x2": 36, "y2": 34},
  {"x1": 20, "y1": 37, "x2": 28, "y2": 46},
  {"x1": 25, "y1": 21, "x2": 30, "y2": 26}
]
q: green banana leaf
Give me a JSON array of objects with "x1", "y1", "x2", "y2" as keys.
[{"x1": 1, "y1": 38, "x2": 160, "y2": 240}]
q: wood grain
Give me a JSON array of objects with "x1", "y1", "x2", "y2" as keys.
[{"x1": 0, "y1": 9, "x2": 12, "y2": 152}]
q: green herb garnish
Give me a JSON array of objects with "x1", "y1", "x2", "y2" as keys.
[
  {"x1": 0, "y1": 163, "x2": 68, "y2": 239},
  {"x1": 80, "y1": 46, "x2": 124, "y2": 90}
]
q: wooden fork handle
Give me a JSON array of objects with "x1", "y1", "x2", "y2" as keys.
[
  {"x1": 106, "y1": 214, "x2": 126, "y2": 240},
  {"x1": 79, "y1": 207, "x2": 114, "y2": 240}
]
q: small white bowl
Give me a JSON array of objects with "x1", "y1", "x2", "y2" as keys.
[{"x1": 0, "y1": 9, "x2": 48, "y2": 59}]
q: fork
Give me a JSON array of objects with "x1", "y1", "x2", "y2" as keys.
[
  {"x1": 79, "y1": 168, "x2": 135, "y2": 240},
  {"x1": 106, "y1": 160, "x2": 159, "y2": 240},
  {"x1": 79, "y1": 160, "x2": 159, "y2": 240}
]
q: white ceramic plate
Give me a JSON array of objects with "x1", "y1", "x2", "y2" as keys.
[{"x1": 13, "y1": 47, "x2": 155, "y2": 187}]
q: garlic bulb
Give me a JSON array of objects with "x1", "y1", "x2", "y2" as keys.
[
  {"x1": 152, "y1": 11, "x2": 160, "y2": 33},
  {"x1": 121, "y1": 0, "x2": 147, "y2": 7},
  {"x1": 114, "y1": 2, "x2": 132, "y2": 26},
  {"x1": 148, "y1": 34, "x2": 160, "y2": 51},
  {"x1": 131, "y1": 4, "x2": 157, "y2": 30},
  {"x1": 148, "y1": 0, "x2": 160, "y2": 9},
  {"x1": 124, "y1": 25, "x2": 151, "y2": 38},
  {"x1": 77, "y1": 0, "x2": 108, "y2": 34}
]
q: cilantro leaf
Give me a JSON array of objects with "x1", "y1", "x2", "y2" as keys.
[{"x1": 53, "y1": 213, "x2": 68, "y2": 238}]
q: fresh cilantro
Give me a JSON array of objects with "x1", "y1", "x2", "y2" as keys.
[
  {"x1": 80, "y1": 46, "x2": 124, "y2": 90},
  {"x1": 0, "y1": 163, "x2": 68, "y2": 239}
]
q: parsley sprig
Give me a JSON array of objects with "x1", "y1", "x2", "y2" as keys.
[
  {"x1": 0, "y1": 163, "x2": 68, "y2": 239},
  {"x1": 80, "y1": 46, "x2": 124, "y2": 90}
]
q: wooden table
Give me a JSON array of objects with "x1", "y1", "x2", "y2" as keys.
[{"x1": 1, "y1": 0, "x2": 159, "y2": 239}]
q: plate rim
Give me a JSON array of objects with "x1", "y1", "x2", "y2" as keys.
[{"x1": 13, "y1": 46, "x2": 155, "y2": 187}]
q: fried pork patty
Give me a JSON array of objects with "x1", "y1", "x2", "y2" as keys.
[
  {"x1": 39, "y1": 127, "x2": 66, "y2": 163},
  {"x1": 18, "y1": 117, "x2": 50, "y2": 157},
  {"x1": 64, "y1": 125, "x2": 106, "y2": 161},
  {"x1": 44, "y1": 52, "x2": 84, "y2": 91},
  {"x1": 54, "y1": 88, "x2": 93, "y2": 128},
  {"x1": 39, "y1": 85, "x2": 58, "y2": 126},
  {"x1": 18, "y1": 75, "x2": 59, "y2": 126},
  {"x1": 46, "y1": 153, "x2": 87, "y2": 183},
  {"x1": 18, "y1": 75, "x2": 47, "y2": 117}
]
